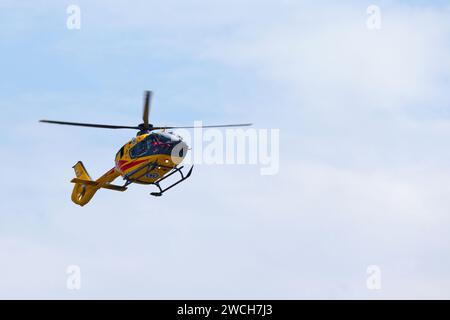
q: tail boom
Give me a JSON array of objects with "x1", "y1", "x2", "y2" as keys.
[{"x1": 71, "y1": 162, "x2": 123, "y2": 206}]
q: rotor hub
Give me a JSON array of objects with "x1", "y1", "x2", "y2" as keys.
[{"x1": 138, "y1": 123, "x2": 153, "y2": 131}]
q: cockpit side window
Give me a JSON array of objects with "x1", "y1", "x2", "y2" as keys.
[
  {"x1": 129, "y1": 140, "x2": 147, "y2": 158},
  {"x1": 116, "y1": 146, "x2": 125, "y2": 159}
]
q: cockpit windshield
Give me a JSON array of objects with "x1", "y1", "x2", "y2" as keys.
[
  {"x1": 157, "y1": 133, "x2": 178, "y2": 143},
  {"x1": 129, "y1": 133, "x2": 179, "y2": 159}
]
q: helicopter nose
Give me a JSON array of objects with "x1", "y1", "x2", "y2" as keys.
[
  {"x1": 176, "y1": 141, "x2": 188, "y2": 158},
  {"x1": 170, "y1": 140, "x2": 187, "y2": 158}
]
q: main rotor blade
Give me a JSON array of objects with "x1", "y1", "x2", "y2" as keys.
[
  {"x1": 39, "y1": 120, "x2": 139, "y2": 129},
  {"x1": 152, "y1": 123, "x2": 253, "y2": 130},
  {"x1": 142, "y1": 90, "x2": 152, "y2": 129}
]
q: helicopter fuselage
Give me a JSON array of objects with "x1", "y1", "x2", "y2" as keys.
[{"x1": 114, "y1": 132, "x2": 188, "y2": 184}]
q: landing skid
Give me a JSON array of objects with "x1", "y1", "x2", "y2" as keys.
[
  {"x1": 121, "y1": 161, "x2": 194, "y2": 196},
  {"x1": 150, "y1": 165, "x2": 194, "y2": 196}
]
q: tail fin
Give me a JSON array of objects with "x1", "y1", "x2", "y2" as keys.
[
  {"x1": 73, "y1": 161, "x2": 92, "y2": 181},
  {"x1": 71, "y1": 161, "x2": 96, "y2": 206},
  {"x1": 70, "y1": 161, "x2": 122, "y2": 206}
]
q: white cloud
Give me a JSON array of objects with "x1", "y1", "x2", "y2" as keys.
[{"x1": 203, "y1": 3, "x2": 450, "y2": 111}]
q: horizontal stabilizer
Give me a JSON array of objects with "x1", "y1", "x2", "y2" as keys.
[
  {"x1": 101, "y1": 184, "x2": 127, "y2": 192},
  {"x1": 71, "y1": 178, "x2": 127, "y2": 192},
  {"x1": 71, "y1": 178, "x2": 97, "y2": 186}
]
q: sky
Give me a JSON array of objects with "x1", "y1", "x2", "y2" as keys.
[{"x1": 1, "y1": 0, "x2": 450, "y2": 299}]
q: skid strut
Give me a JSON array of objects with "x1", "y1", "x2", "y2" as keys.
[
  {"x1": 123, "y1": 161, "x2": 158, "y2": 187},
  {"x1": 150, "y1": 165, "x2": 194, "y2": 197}
]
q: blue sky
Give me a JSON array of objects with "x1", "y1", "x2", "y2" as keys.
[{"x1": 1, "y1": 0, "x2": 450, "y2": 298}]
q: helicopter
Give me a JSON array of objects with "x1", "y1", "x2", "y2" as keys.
[{"x1": 40, "y1": 91, "x2": 251, "y2": 206}]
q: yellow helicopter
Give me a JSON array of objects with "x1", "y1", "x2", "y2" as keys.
[{"x1": 40, "y1": 91, "x2": 251, "y2": 206}]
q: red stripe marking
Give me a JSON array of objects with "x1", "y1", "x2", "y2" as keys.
[
  {"x1": 117, "y1": 160, "x2": 128, "y2": 166},
  {"x1": 120, "y1": 159, "x2": 147, "y2": 171}
]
